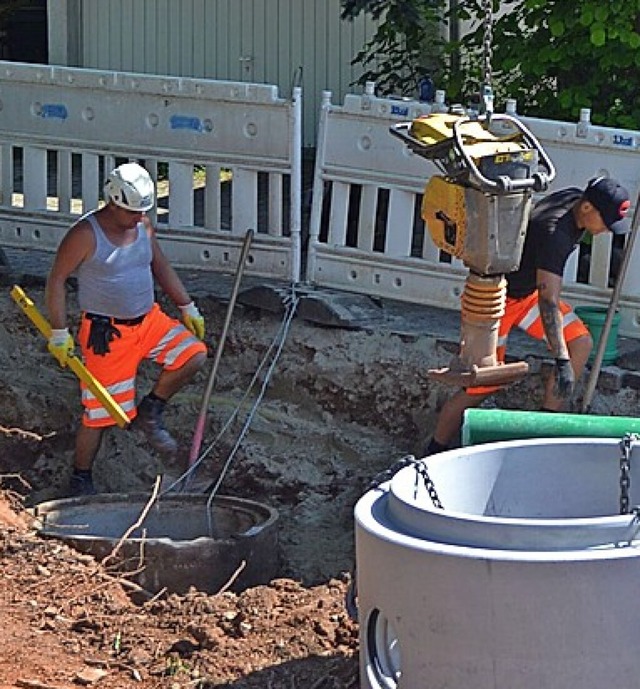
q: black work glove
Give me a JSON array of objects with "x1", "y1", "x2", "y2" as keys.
[
  {"x1": 87, "y1": 316, "x2": 122, "y2": 356},
  {"x1": 553, "y1": 358, "x2": 575, "y2": 399}
]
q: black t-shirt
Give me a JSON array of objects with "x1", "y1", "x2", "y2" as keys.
[{"x1": 507, "y1": 188, "x2": 584, "y2": 298}]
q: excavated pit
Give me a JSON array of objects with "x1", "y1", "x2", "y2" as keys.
[{"x1": 3, "y1": 277, "x2": 640, "y2": 586}]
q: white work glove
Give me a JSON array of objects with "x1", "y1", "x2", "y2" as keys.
[
  {"x1": 47, "y1": 328, "x2": 75, "y2": 368},
  {"x1": 179, "y1": 301, "x2": 205, "y2": 340}
]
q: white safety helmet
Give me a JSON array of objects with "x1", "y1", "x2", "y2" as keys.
[{"x1": 104, "y1": 162, "x2": 155, "y2": 212}]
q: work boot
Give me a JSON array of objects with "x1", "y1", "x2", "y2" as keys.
[
  {"x1": 135, "y1": 394, "x2": 178, "y2": 457},
  {"x1": 68, "y1": 471, "x2": 97, "y2": 497}
]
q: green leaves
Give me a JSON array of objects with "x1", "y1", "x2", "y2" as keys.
[
  {"x1": 342, "y1": 0, "x2": 640, "y2": 129},
  {"x1": 549, "y1": 19, "x2": 565, "y2": 37},
  {"x1": 590, "y1": 24, "x2": 606, "y2": 47}
]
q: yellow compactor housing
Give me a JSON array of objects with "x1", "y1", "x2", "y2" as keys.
[
  {"x1": 408, "y1": 113, "x2": 540, "y2": 189},
  {"x1": 397, "y1": 113, "x2": 545, "y2": 275},
  {"x1": 421, "y1": 175, "x2": 533, "y2": 275},
  {"x1": 389, "y1": 110, "x2": 556, "y2": 386}
]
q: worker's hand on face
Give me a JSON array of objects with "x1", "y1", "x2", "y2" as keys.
[
  {"x1": 179, "y1": 301, "x2": 205, "y2": 340},
  {"x1": 47, "y1": 328, "x2": 75, "y2": 368},
  {"x1": 553, "y1": 357, "x2": 574, "y2": 399}
]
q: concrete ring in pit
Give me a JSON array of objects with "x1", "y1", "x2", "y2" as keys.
[{"x1": 31, "y1": 493, "x2": 279, "y2": 595}]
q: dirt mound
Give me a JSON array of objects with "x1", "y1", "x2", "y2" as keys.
[
  {"x1": 0, "y1": 281, "x2": 434, "y2": 686},
  {"x1": 0, "y1": 491, "x2": 358, "y2": 687},
  {"x1": 0, "y1": 283, "x2": 446, "y2": 584},
  {"x1": 4, "y1": 277, "x2": 638, "y2": 685}
]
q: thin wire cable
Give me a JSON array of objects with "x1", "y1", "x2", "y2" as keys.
[
  {"x1": 161, "y1": 320, "x2": 284, "y2": 495},
  {"x1": 197, "y1": 293, "x2": 297, "y2": 470},
  {"x1": 159, "y1": 287, "x2": 299, "y2": 497},
  {"x1": 205, "y1": 291, "x2": 299, "y2": 533},
  {"x1": 206, "y1": 291, "x2": 299, "y2": 501}
]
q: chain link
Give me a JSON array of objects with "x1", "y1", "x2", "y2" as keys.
[
  {"x1": 478, "y1": 0, "x2": 495, "y2": 121},
  {"x1": 414, "y1": 460, "x2": 444, "y2": 509},
  {"x1": 619, "y1": 433, "x2": 639, "y2": 514},
  {"x1": 482, "y1": 0, "x2": 493, "y2": 89},
  {"x1": 368, "y1": 454, "x2": 444, "y2": 509},
  {"x1": 346, "y1": 455, "x2": 444, "y2": 622}
]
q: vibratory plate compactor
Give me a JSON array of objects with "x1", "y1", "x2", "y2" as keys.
[{"x1": 391, "y1": 111, "x2": 556, "y2": 387}]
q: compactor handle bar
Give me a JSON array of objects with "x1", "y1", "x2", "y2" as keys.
[
  {"x1": 451, "y1": 113, "x2": 556, "y2": 194},
  {"x1": 389, "y1": 112, "x2": 556, "y2": 195}
]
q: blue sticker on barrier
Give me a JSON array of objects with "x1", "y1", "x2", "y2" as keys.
[
  {"x1": 41, "y1": 104, "x2": 68, "y2": 120},
  {"x1": 391, "y1": 104, "x2": 409, "y2": 117},
  {"x1": 613, "y1": 134, "x2": 634, "y2": 148},
  {"x1": 170, "y1": 115, "x2": 203, "y2": 132}
]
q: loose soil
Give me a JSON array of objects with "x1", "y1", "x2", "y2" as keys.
[
  {"x1": 0, "y1": 277, "x2": 426, "y2": 688},
  {"x1": 1, "y1": 276, "x2": 639, "y2": 688}
]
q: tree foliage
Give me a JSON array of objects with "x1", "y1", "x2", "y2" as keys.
[
  {"x1": 342, "y1": 0, "x2": 640, "y2": 129},
  {"x1": 341, "y1": 0, "x2": 450, "y2": 98}
]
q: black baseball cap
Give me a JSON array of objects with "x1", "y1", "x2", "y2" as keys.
[{"x1": 584, "y1": 177, "x2": 631, "y2": 234}]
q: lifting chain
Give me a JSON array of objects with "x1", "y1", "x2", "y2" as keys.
[
  {"x1": 619, "y1": 433, "x2": 639, "y2": 514},
  {"x1": 482, "y1": 0, "x2": 493, "y2": 90},
  {"x1": 368, "y1": 454, "x2": 444, "y2": 509},
  {"x1": 346, "y1": 456, "x2": 443, "y2": 623},
  {"x1": 480, "y1": 0, "x2": 495, "y2": 122},
  {"x1": 414, "y1": 460, "x2": 444, "y2": 509}
]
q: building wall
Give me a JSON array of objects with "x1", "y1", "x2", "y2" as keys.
[{"x1": 47, "y1": 0, "x2": 381, "y2": 148}]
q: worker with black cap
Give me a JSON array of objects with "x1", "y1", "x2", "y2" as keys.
[{"x1": 426, "y1": 176, "x2": 631, "y2": 455}]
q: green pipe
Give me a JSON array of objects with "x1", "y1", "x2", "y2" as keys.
[{"x1": 462, "y1": 408, "x2": 640, "y2": 446}]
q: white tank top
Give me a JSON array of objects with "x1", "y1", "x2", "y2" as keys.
[{"x1": 77, "y1": 213, "x2": 155, "y2": 319}]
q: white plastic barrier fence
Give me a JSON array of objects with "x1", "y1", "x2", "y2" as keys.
[
  {"x1": 0, "y1": 60, "x2": 302, "y2": 283},
  {"x1": 306, "y1": 86, "x2": 640, "y2": 337},
  {"x1": 2, "y1": 61, "x2": 640, "y2": 338},
  {"x1": 514, "y1": 105, "x2": 640, "y2": 303}
]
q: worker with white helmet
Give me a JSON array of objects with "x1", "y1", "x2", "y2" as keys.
[{"x1": 45, "y1": 162, "x2": 208, "y2": 496}]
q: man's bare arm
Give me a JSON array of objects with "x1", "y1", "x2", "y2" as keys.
[
  {"x1": 536, "y1": 268, "x2": 569, "y2": 359},
  {"x1": 45, "y1": 222, "x2": 93, "y2": 329}
]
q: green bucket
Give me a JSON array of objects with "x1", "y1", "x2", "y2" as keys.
[{"x1": 574, "y1": 305, "x2": 621, "y2": 365}]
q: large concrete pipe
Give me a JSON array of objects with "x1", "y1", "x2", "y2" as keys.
[{"x1": 355, "y1": 438, "x2": 640, "y2": 688}]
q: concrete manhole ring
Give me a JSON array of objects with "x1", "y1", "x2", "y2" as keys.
[{"x1": 31, "y1": 492, "x2": 279, "y2": 595}]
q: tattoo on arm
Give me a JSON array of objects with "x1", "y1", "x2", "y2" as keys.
[{"x1": 538, "y1": 297, "x2": 569, "y2": 359}]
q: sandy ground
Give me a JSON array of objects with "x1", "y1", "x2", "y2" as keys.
[
  {"x1": 0, "y1": 277, "x2": 401, "y2": 686},
  {"x1": 0, "y1": 278, "x2": 444, "y2": 585},
  {"x1": 2, "y1": 273, "x2": 640, "y2": 585},
  {"x1": 0, "y1": 273, "x2": 451, "y2": 687},
  {"x1": 2, "y1": 270, "x2": 640, "y2": 686}
]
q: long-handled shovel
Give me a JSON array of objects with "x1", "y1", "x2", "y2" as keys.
[
  {"x1": 187, "y1": 228, "x2": 254, "y2": 471},
  {"x1": 581, "y1": 189, "x2": 640, "y2": 413}
]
